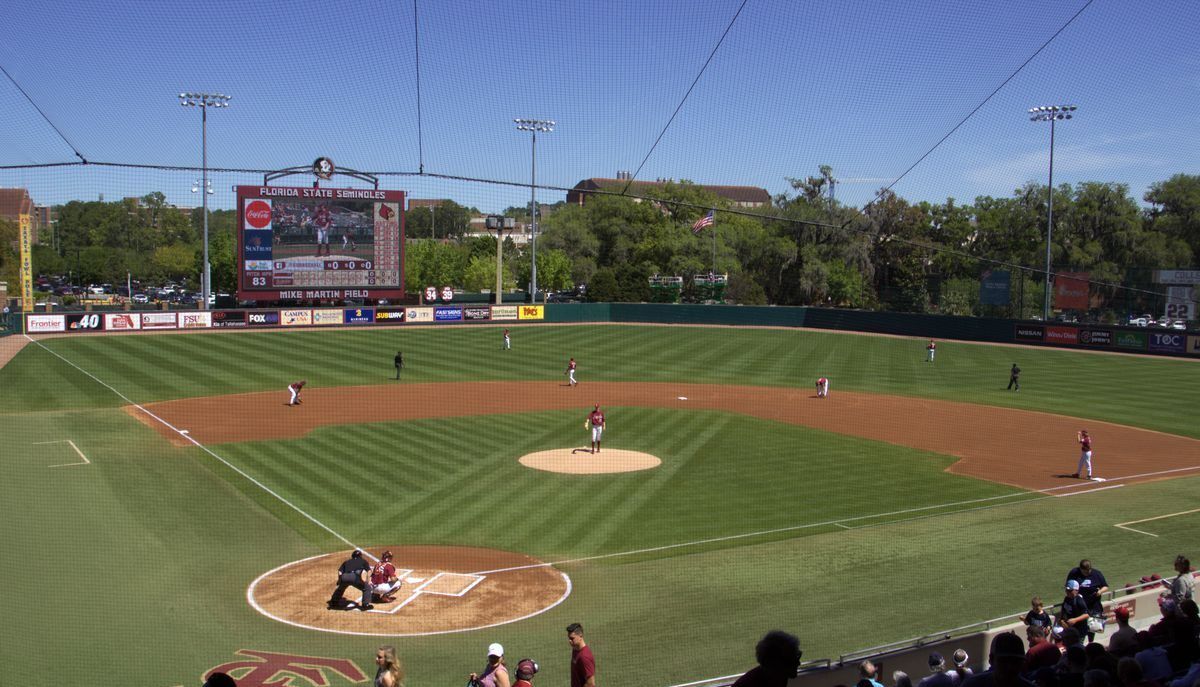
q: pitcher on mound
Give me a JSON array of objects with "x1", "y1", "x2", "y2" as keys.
[{"x1": 586, "y1": 404, "x2": 605, "y2": 454}]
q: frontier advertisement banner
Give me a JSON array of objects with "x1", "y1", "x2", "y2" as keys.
[
  {"x1": 490, "y1": 305, "x2": 519, "y2": 321},
  {"x1": 26, "y1": 314, "x2": 65, "y2": 332},
  {"x1": 979, "y1": 270, "x2": 1011, "y2": 306},
  {"x1": 1053, "y1": 272, "x2": 1090, "y2": 310}
]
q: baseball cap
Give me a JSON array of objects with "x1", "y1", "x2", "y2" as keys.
[
  {"x1": 1114, "y1": 606, "x2": 1130, "y2": 621},
  {"x1": 1066, "y1": 579, "x2": 1080, "y2": 590},
  {"x1": 488, "y1": 643, "x2": 504, "y2": 657},
  {"x1": 928, "y1": 652, "x2": 945, "y2": 670}
]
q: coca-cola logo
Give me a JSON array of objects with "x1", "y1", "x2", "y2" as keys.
[{"x1": 245, "y1": 200, "x2": 272, "y2": 229}]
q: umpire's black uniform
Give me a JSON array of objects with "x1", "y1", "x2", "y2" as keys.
[{"x1": 327, "y1": 550, "x2": 371, "y2": 609}]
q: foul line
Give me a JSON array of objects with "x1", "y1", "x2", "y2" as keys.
[
  {"x1": 1114, "y1": 507, "x2": 1200, "y2": 538},
  {"x1": 26, "y1": 335, "x2": 365, "y2": 555},
  {"x1": 34, "y1": 439, "x2": 91, "y2": 467}
]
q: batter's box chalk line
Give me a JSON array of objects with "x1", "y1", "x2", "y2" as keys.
[
  {"x1": 375, "y1": 571, "x2": 487, "y2": 614},
  {"x1": 677, "y1": 396, "x2": 688, "y2": 400}
]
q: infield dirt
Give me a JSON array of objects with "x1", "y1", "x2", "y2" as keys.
[{"x1": 131, "y1": 380, "x2": 1200, "y2": 492}]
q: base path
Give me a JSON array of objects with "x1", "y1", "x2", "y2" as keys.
[{"x1": 134, "y1": 381, "x2": 1200, "y2": 491}]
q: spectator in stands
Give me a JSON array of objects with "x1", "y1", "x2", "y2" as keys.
[
  {"x1": 1114, "y1": 658, "x2": 1150, "y2": 687},
  {"x1": 860, "y1": 660, "x2": 886, "y2": 687},
  {"x1": 1166, "y1": 599, "x2": 1200, "y2": 671},
  {"x1": 1032, "y1": 667, "x2": 1058, "y2": 687},
  {"x1": 731, "y1": 630, "x2": 802, "y2": 687},
  {"x1": 1059, "y1": 581, "x2": 1092, "y2": 638},
  {"x1": 1058, "y1": 646, "x2": 1088, "y2": 687},
  {"x1": 1025, "y1": 625, "x2": 1063, "y2": 676},
  {"x1": 1059, "y1": 628, "x2": 1085, "y2": 653},
  {"x1": 894, "y1": 671, "x2": 913, "y2": 687},
  {"x1": 1133, "y1": 632, "x2": 1172, "y2": 684},
  {"x1": 1083, "y1": 670, "x2": 1115, "y2": 687},
  {"x1": 921, "y1": 653, "x2": 956, "y2": 687},
  {"x1": 1084, "y1": 644, "x2": 1119, "y2": 682},
  {"x1": 1107, "y1": 607, "x2": 1138, "y2": 658},
  {"x1": 1168, "y1": 659, "x2": 1200, "y2": 687},
  {"x1": 203, "y1": 674, "x2": 237, "y2": 687},
  {"x1": 961, "y1": 632, "x2": 1035, "y2": 687},
  {"x1": 953, "y1": 650, "x2": 975, "y2": 683},
  {"x1": 1068, "y1": 560, "x2": 1110, "y2": 640},
  {"x1": 1024, "y1": 597, "x2": 1054, "y2": 630},
  {"x1": 1171, "y1": 556, "x2": 1195, "y2": 605}
]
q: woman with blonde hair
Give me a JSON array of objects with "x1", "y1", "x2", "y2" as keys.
[
  {"x1": 374, "y1": 645, "x2": 404, "y2": 687},
  {"x1": 468, "y1": 643, "x2": 510, "y2": 687}
]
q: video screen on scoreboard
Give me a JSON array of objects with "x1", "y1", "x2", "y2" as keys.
[{"x1": 236, "y1": 185, "x2": 406, "y2": 301}]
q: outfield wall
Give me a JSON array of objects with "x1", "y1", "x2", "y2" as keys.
[{"x1": 21, "y1": 303, "x2": 1200, "y2": 358}]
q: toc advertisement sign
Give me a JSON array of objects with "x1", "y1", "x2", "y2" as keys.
[
  {"x1": 1148, "y1": 332, "x2": 1186, "y2": 353},
  {"x1": 1053, "y1": 272, "x2": 1090, "y2": 310},
  {"x1": 1044, "y1": 326, "x2": 1079, "y2": 345},
  {"x1": 1014, "y1": 324, "x2": 1044, "y2": 342}
]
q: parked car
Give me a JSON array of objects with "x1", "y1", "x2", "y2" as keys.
[
  {"x1": 131, "y1": 294, "x2": 149, "y2": 304},
  {"x1": 1171, "y1": 320, "x2": 1187, "y2": 330},
  {"x1": 1128, "y1": 317, "x2": 1149, "y2": 327}
]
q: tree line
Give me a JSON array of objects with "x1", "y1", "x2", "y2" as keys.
[{"x1": 3, "y1": 172, "x2": 1197, "y2": 316}]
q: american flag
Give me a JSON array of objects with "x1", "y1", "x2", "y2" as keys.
[{"x1": 691, "y1": 210, "x2": 714, "y2": 233}]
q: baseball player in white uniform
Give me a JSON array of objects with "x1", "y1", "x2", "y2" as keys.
[{"x1": 816, "y1": 377, "x2": 829, "y2": 398}]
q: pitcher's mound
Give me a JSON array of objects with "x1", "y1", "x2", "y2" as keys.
[{"x1": 519, "y1": 448, "x2": 661, "y2": 474}]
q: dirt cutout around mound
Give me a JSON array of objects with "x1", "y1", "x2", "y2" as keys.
[
  {"x1": 520, "y1": 448, "x2": 662, "y2": 474},
  {"x1": 133, "y1": 381, "x2": 1200, "y2": 492},
  {"x1": 250, "y1": 546, "x2": 569, "y2": 636}
]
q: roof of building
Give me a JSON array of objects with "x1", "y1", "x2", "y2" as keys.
[{"x1": 0, "y1": 188, "x2": 34, "y2": 220}]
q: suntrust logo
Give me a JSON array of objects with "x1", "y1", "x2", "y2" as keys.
[{"x1": 245, "y1": 199, "x2": 273, "y2": 229}]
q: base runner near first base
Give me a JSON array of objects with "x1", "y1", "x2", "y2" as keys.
[
  {"x1": 586, "y1": 404, "x2": 605, "y2": 453},
  {"x1": 816, "y1": 377, "x2": 829, "y2": 398}
]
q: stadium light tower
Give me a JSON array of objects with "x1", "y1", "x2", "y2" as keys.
[
  {"x1": 514, "y1": 118, "x2": 554, "y2": 302},
  {"x1": 1028, "y1": 104, "x2": 1076, "y2": 321},
  {"x1": 179, "y1": 91, "x2": 232, "y2": 310}
]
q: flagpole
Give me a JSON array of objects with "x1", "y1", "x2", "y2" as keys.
[{"x1": 711, "y1": 223, "x2": 716, "y2": 276}]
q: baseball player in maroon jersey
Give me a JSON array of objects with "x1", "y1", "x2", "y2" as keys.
[
  {"x1": 288, "y1": 380, "x2": 306, "y2": 406},
  {"x1": 565, "y1": 357, "x2": 578, "y2": 387},
  {"x1": 504, "y1": 328, "x2": 511, "y2": 350},
  {"x1": 816, "y1": 377, "x2": 829, "y2": 398},
  {"x1": 314, "y1": 205, "x2": 332, "y2": 256},
  {"x1": 586, "y1": 404, "x2": 606, "y2": 453},
  {"x1": 369, "y1": 551, "x2": 402, "y2": 602},
  {"x1": 926, "y1": 339, "x2": 937, "y2": 363},
  {"x1": 1073, "y1": 430, "x2": 1093, "y2": 479}
]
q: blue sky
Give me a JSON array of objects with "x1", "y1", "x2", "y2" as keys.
[{"x1": 1, "y1": 0, "x2": 1197, "y2": 214}]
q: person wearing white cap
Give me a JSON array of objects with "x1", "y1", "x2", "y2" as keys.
[{"x1": 468, "y1": 643, "x2": 510, "y2": 687}]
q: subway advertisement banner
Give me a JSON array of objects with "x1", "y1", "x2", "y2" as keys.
[{"x1": 374, "y1": 308, "x2": 406, "y2": 324}]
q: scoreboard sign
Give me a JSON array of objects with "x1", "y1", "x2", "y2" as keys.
[{"x1": 236, "y1": 185, "x2": 406, "y2": 301}]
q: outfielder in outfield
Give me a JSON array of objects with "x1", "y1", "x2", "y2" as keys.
[
  {"x1": 565, "y1": 358, "x2": 578, "y2": 387},
  {"x1": 816, "y1": 377, "x2": 829, "y2": 398},
  {"x1": 504, "y1": 328, "x2": 511, "y2": 350},
  {"x1": 926, "y1": 339, "x2": 937, "y2": 363},
  {"x1": 1073, "y1": 430, "x2": 1093, "y2": 479},
  {"x1": 288, "y1": 380, "x2": 307, "y2": 406},
  {"x1": 586, "y1": 404, "x2": 606, "y2": 453}
]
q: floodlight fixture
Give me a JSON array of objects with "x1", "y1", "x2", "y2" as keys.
[{"x1": 1027, "y1": 103, "x2": 1078, "y2": 321}]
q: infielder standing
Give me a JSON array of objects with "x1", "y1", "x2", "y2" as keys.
[
  {"x1": 1073, "y1": 430, "x2": 1093, "y2": 479},
  {"x1": 816, "y1": 377, "x2": 829, "y2": 398},
  {"x1": 394, "y1": 351, "x2": 404, "y2": 380},
  {"x1": 288, "y1": 380, "x2": 307, "y2": 406},
  {"x1": 586, "y1": 404, "x2": 606, "y2": 453},
  {"x1": 565, "y1": 357, "x2": 578, "y2": 387},
  {"x1": 926, "y1": 339, "x2": 937, "y2": 363}
]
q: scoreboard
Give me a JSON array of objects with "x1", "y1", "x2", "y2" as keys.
[{"x1": 236, "y1": 185, "x2": 406, "y2": 301}]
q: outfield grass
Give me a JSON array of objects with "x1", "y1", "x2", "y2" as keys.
[{"x1": 1, "y1": 325, "x2": 1198, "y2": 687}]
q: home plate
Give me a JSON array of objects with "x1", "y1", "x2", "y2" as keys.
[
  {"x1": 677, "y1": 396, "x2": 688, "y2": 400},
  {"x1": 405, "y1": 576, "x2": 425, "y2": 584}
]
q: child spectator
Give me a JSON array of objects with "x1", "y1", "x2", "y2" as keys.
[{"x1": 1023, "y1": 597, "x2": 1053, "y2": 630}]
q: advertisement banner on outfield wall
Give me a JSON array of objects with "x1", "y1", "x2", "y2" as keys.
[
  {"x1": 1148, "y1": 332, "x2": 1186, "y2": 353},
  {"x1": 518, "y1": 305, "x2": 544, "y2": 320},
  {"x1": 246, "y1": 311, "x2": 280, "y2": 327},
  {"x1": 490, "y1": 305, "x2": 519, "y2": 321},
  {"x1": 141, "y1": 312, "x2": 178, "y2": 329},
  {"x1": 374, "y1": 308, "x2": 406, "y2": 324},
  {"x1": 104, "y1": 313, "x2": 142, "y2": 331},
  {"x1": 1044, "y1": 325, "x2": 1079, "y2": 344},
  {"x1": 211, "y1": 310, "x2": 247, "y2": 328},
  {"x1": 463, "y1": 306, "x2": 491, "y2": 321},
  {"x1": 1078, "y1": 329, "x2": 1112, "y2": 346},
  {"x1": 434, "y1": 306, "x2": 463, "y2": 321},
  {"x1": 1014, "y1": 324, "x2": 1044, "y2": 342},
  {"x1": 405, "y1": 307, "x2": 434, "y2": 323},
  {"x1": 26, "y1": 314, "x2": 65, "y2": 332},
  {"x1": 1053, "y1": 272, "x2": 1090, "y2": 310},
  {"x1": 1154, "y1": 269, "x2": 1200, "y2": 284},
  {"x1": 66, "y1": 313, "x2": 104, "y2": 332},
  {"x1": 345, "y1": 308, "x2": 375, "y2": 324},
  {"x1": 281, "y1": 309, "x2": 312, "y2": 326},
  {"x1": 179, "y1": 312, "x2": 212, "y2": 329},
  {"x1": 1114, "y1": 331, "x2": 1147, "y2": 350},
  {"x1": 979, "y1": 270, "x2": 1011, "y2": 305},
  {"x1": 312, "y1": 309, "x2": 343, "y2": 326},
  {"x1": 1187, "y1": 336, "x2": 1200, "y2": 356}
]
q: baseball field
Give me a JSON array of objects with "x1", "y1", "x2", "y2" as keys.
[{"x1": 2, "y1": 323, "x2": 1198, "y2": 687}]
